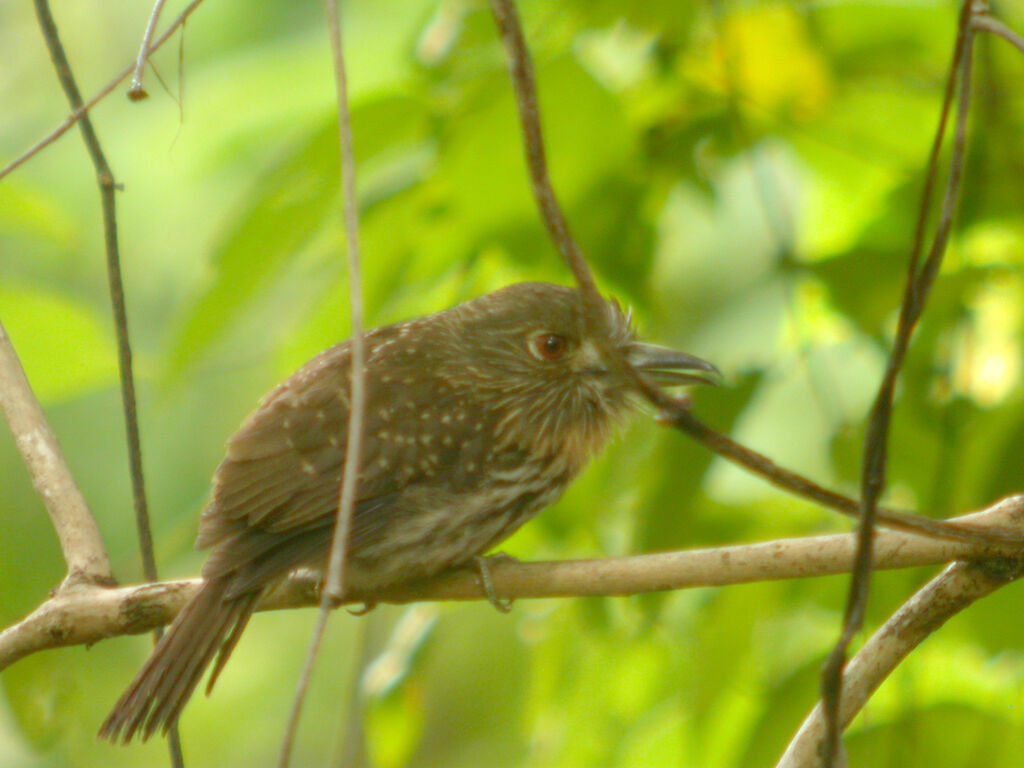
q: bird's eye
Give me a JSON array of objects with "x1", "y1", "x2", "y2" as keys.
[{"x1": 529, "y1": 333, "x2": 569, "y2": 362}]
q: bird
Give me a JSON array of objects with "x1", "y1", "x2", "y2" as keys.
[{"x1": 99, "y1": 281, "x2": 719, "y2": 743}]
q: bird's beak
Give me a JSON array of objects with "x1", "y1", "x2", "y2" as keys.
[{"x1": 625, "y1": 342, "x2": 722, "y2": 387}]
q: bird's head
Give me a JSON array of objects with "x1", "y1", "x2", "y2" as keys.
[{"x1": 437, "y1": 282, "x2": 719, "y2": 465}]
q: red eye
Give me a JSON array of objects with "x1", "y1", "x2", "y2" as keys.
[{"x1": 530, "y1": 333, "x2": 568, "y2": 361}]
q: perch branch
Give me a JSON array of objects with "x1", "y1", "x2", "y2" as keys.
[{"x1": 2, "y1": 495, "x2": 1022, "y2": 675}]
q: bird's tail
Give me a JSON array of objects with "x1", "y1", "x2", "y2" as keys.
[{"x1": 98, "y1": 577, "x2": 259, "y2": 743}]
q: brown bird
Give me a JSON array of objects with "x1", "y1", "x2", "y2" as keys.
[{"x1": 99, "y1": 282, "x2": 719, "y2": 743}]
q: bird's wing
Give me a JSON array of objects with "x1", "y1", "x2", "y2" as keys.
[
  {"x1": 198, "y1": 338, "x2": 390, "y2": 544},
  {"x1": 196, "y1": 323, "x2": 485, "y2": 553}
]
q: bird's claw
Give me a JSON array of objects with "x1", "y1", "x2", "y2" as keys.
[
  {"x1": 347, "y1": 601, "x2": 377, "y2": 616},
  {"x1": 474, "y1": 555, "x2": 514, "y2": 613},
  {"x1": 312, "y1": 578, "x2": 375, "y2": 614}
]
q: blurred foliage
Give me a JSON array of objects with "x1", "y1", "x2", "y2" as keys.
[{"x1": 1, "y1": 0, "x2": 1023, "y2": 766}]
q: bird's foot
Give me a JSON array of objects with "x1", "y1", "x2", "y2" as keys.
[
  {"x1": 473, "y1": 554, "x2": 516, "y2": 613},
  {"x1": 310, "y1": 575, "x2": 376, "y2": 614},
  {"x1": 347, "y1": 601, "x2": 377, "y2": 616}
]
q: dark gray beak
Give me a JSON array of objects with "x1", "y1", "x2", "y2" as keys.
[{"x1": 625, "y1": 342, "x2": 722, "y2": 387}]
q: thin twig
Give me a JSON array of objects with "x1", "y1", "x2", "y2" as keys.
[
  {"x1": 32, "y1": 0, "x2": 161, "y2": 623},
  {"x1": 485, "y1": 0, "x2": 1019, "y2": 548},
  {"x1": 2, "y1": 495, "x2": 1022, "y2": 674},
  {"x1": 32, "y1": 2, "x2": 183, "y2": 762},
  {"x1": 0, "y1": 0, "x2": 205, "y2": 182},
  {"x1": 278, "y1": 2, "x2": 366, "y2": 765},
  {"x1": 778, "y1": 497, "x2": 1024, "y2": 767},
  {"x1": 664, "y1": 410, "x2": 1021, "y2": 544},
  {"x1": 819, "y1": 4, "x2": 978, "y2": 764},
  {"x1": 486, "y1": 0, "x2": 692, "y2": 426},
  {"x1": 128, "y1": 0, "x2": 169, "y2": 101},
  {"x1": 486, "y1": 0, "x2": 603, "y2": 316},
  {"x1": 972, "y1": 13, "x2": 1024, "y2": 55},
  {"x1": 332, "y1": 618, "x2": 372, "y2": 768},
  {"x1": 0, "y1": 319, "x2": 113, "y2": 587}
]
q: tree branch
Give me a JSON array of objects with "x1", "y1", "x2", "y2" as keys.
[
  {"x1": 820, "y1": 4, "x2": 978, "y2": 760},
  {"x1": 33, "y1": 3, "x2": 183, "y2": 759},
  {"x1": 2, "y1": 494, "x2": 1021, "y2": 675},
  {"x1": 127, "y1": 0, "x2": 170, "y2": 101},
  {"x1": 777, "y1": 497, "x2": 1024, "y2": 768},
  {"x1": 0, "y1": 318, "x2": 113, "y2": 588},
  {"x1": 278, "y1": 2, "x2": 367, "y2": 763},
  {"x1": 0, "y1": 0, "x2": 206, "y2": 182},
  {"x1": 972, "y1": 13, "x2": 1024, "y2": 55}
]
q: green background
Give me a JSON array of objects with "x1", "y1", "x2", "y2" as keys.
[{"x1": 2, "y1": 1, "x2": 1023, "y2": 766}]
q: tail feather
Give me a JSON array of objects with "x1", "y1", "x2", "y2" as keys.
[
  {"x1": 99, "y1": 579, "x2": 258, "y2": 743},
  {"x1": 205, "y1": 606, "x2": 255, "y2": 695}
]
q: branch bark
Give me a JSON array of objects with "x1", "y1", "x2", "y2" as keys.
[
  {"x1": 0, "y1": 318, "x2": 113, "y2": 588},
  {"x1": 3, "y1": 494, "x2": 1021, "y2": 675}
]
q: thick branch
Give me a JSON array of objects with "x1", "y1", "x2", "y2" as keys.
[
  {"x1": 0, "y1": 319, "x2": 113, "y2": 587},
  {"x1": 2, "y1": 495, "x2": 1021, "y2": 674}
]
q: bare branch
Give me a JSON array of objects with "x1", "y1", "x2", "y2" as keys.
[
  {"x1": 820, "y1": 4, "x2": 979, "y2": 760},
  {"x1": 33, "y1": 2, "x2": 183, "y2": 760},
  {"x1": 127, "y1": 0, "x2": 170, "y2": 101},
  {"x1": 486, "y1": 0, "x2": 1019, "y2": 554},
  {"x1": 34, "y1": 0, "x2": 164, "y2": 592},
  {"x1": 278, "y1": 1, "x2": 367, "y2": 765},
  {"x1": 664, "y1": 411, "x2": 1022, "y2": 545},
  {"x1": 3, "y1": 495, "x2": 1022, "y2": 675},
  {"x1": 0, "y1": 0, "x2": 205, "y2": 182},
  {"x1": 486, "y1": 0, "x2": 602, "y2": 312},
  {"x1": 777, "y1": 498, "x2": 1024, "y2": 768},
  {"x1": 0, "y1": 319, "x2": 113, "y2": 587},
  {"x1": 973, "y1": 13, "x2": 1024, "y2": 55}
]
